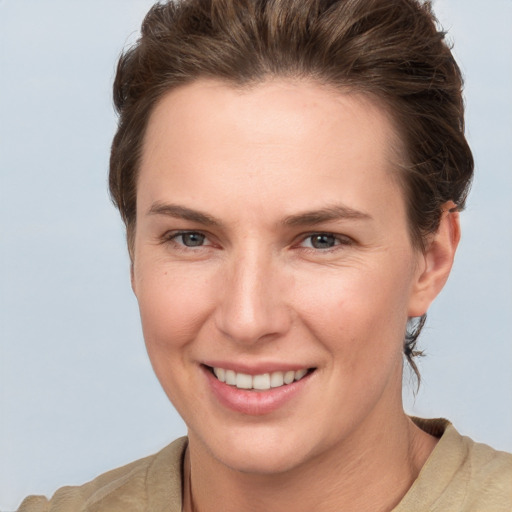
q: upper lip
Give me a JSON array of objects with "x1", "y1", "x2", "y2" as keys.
[{"x1": 202, "y1": 361, "x2": 315, "y2": 375}]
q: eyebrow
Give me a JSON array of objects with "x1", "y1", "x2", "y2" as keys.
[
  {"x1": 147, "y1": 202, "x2": 221, "y2": 226},
  {"x1": 148, "y1": 202, "x2": 372, "y2": 228},
  {"x1": 282, "y1": 205, "x2": 372, "y2": 226}
]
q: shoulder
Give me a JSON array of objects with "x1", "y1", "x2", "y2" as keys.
[
  {"x1": 17, "y1": 437, "x2": 187, "y2": 512},
  {"x1": 456, "y1": 430, "x2": 512, "y2": 510},
  {"x1": 396, "y1": 418, "x2": 512, "y2": 511}
]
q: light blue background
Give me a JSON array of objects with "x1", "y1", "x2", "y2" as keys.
[{"x1": 1, "y1": 1, "x2": 511, "y2": 509}]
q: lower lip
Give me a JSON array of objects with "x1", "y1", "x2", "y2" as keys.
[{"x1": 203, "y1": 367, "x2": 313, "y2": 416}]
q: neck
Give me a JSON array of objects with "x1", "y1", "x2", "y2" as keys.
[{"x1": 184, "y1": 411, "x2": 437, "y2": 512}]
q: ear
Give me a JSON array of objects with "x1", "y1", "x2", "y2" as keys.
[{"x1": 408, "y1": 201, "x2": 461, "y2": 317}]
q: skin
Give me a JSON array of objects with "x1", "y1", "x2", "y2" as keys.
[{"x1": 131, "y1": 79, "x2": 460, "y2": 512}]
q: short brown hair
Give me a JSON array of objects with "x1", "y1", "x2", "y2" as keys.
[{"x1": 109, "y1": 0, "x2": 473, "y2": 376}]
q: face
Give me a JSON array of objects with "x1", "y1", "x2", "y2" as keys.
[{"x1": 132, "y1": 79, "x2": 431, "y2": 474}]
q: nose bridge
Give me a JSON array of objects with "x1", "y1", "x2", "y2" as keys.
[{"x1": 215, "y1": 242, "x2": 289, "y2": 344}]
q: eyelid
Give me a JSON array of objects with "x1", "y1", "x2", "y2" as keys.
[
  {"x1": 296, "y1": 231, "x2": 354, "y2": 249},
  {"x1": 162, "y1": 229, "x2": 214, "y2": 247},
  {"x1": 159, "y1": 229, "x2": 353, "y2": 251}
]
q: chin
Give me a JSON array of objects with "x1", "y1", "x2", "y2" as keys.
[
  {"x1": 190, "y1": 423, "x2": 323, "y2": 476},
  {"x1": 216, "y1": 446, "x2": 311, "y2": 476}
]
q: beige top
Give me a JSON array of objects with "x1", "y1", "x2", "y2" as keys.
[{"x1": 18, "y1": 419, "x2": 512, "y2": 512}]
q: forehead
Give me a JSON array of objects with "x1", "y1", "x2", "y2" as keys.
[
  {"x1": 142, "y1": 79, "x2": 402, "y2": 163},
  {"x1": 138, "y1": 79, "x2": 406, "y2": 225}
]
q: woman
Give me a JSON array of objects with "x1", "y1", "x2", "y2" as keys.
[{"x1": 18, "y1": 0, "x2": 512, "y2": 510}]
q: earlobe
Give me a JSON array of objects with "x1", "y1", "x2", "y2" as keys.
[{"x1": 408, "y1": 201, "x2": 461, "y2": 317}]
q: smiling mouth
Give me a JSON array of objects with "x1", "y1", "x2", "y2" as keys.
[{"x1": 207, "y1": 366, "x2": 315, "y2": 391}]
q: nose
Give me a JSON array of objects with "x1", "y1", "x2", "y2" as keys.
[{"x1": 214, "y1": 248, "x2": 291, "y2": 345}]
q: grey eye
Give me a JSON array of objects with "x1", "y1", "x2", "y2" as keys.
[
  {"x1": 309, "y1": 234, "x2": 337, "y2": 249},
  {"x1": 179, "y1": 232, "x2": 206, "y2": 247}
]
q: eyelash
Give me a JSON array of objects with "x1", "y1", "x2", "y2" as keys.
[
  {"x1": 163, "y1": 230, "x2": 213, "y2": 249},
  {"x1": 298, "y1": 232, "x2": 353, "y2": 251},
  {"x1": 162, "y1": 230, "x2": 353, "y2": 252}
]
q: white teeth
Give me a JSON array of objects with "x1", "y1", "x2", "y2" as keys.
[
  {"x1": 212, "y1": 367, "x2": 310, "y2": 390},
  {"x1": 225, "y1": 369, "x2": 236, "y2": 385},
  {"x1": 236, "y1": 373, "x2": 253, "y2": 389},
  {"x1": 294, "y1": 368, "x2": 307, "y2": 381},
  {"x1": 283, "y1": 370, "x2": 295, "y2": 385},
  {"x1": 270, "y1": 371, "x2": 284, "y2": 388},
  {"x1": 213, "y1": 367, "x2": 226, "y2": 383},
  {"x1": 253, "y1": 373, "x2": 270, "y2": 390}
]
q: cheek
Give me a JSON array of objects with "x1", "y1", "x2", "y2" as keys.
[
  {"x1": 293, "y1": 258, "x2": 413, "y2": 359},
  {"x1": 135, "y1": 265, "x2": 216, "y2": 355},
  {"x1": 133, "y1": 265, "x2": 219, "y2": 412}
]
